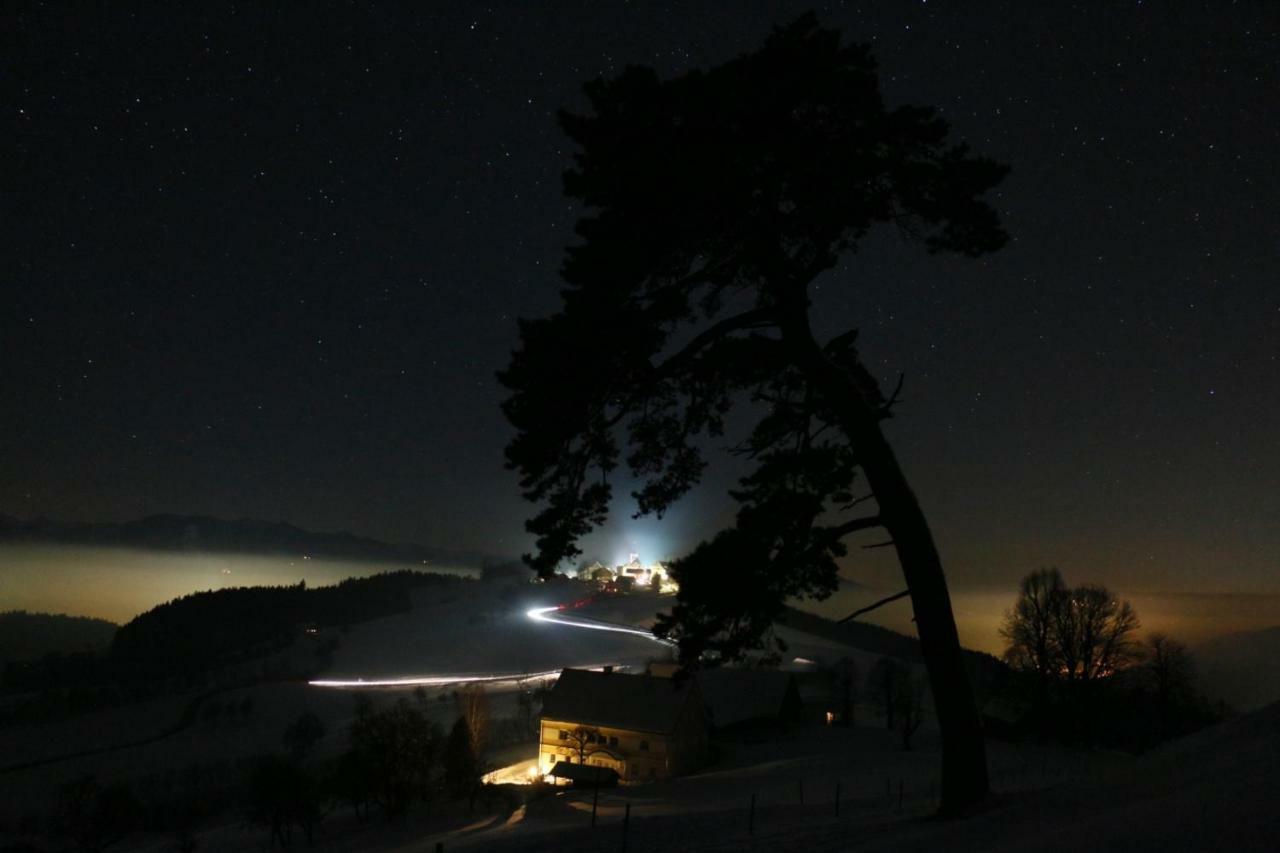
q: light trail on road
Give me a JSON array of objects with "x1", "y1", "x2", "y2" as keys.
[
  {"x1": 309, "y1": 669, "x2": 562, "y2": 689},
  {"x1": 525, "y1": 605, "x2": 674, "y2": 646},
  {"x1": 309, "y1": 601, "x2": 669, "y2": 689}
]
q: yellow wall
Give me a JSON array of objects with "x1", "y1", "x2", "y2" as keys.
[{"x1": 539, "y1": 718, "x2": 677, "y2": 781}]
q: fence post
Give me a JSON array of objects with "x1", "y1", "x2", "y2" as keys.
[
  {"x1": 835, "y1": 781, "x2": 841, "y2": 817},
  {"x1": 749, "y1": 792, "x2": 756, "y2": 835},
  {"x1": 592, "y1": 766, "x2": 601, "y2": 828},
  {"x1": 622, "y1": 802, "x2": 631, "y2": 853}
]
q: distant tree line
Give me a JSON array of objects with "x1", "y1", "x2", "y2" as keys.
[
  {"x1": 0, "y1": 610, "x2": 117, "y2": 665},
  {"x1": 0, "y1": 612, "x2": 120, "y2": 718},
  {"x1": 1, "y1": 572, "x2": 461, "y2": 724}
]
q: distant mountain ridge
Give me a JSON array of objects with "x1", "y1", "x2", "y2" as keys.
[{"x1": 0, "y1": 512, "x2": 502, "y2": 568}]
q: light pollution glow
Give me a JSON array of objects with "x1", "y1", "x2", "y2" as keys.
[
  {"x1": 0, "y1": 543, "x2": 478, "y2": 625},
  {"x1": 4, "y1": 544, "x2": 1277, "y2": 655}
]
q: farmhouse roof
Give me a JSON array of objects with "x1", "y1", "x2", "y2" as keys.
[
  {"x1": 542, "y1": 668, "x2": 699, "y2": 734},
  {"x1": 697, "y1": 668, "x2": 801, "y2": 727}
]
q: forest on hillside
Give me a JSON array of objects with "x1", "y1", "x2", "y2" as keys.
[
  {"x1": 0, "y1": 611, "x2": 117, "y2": 665},
  {"x1": 110, "y1": 571, "x2": 462, "y2": 680},
  {"x1": 2, "y1": 571, "x2": 462, "y2": 714}
]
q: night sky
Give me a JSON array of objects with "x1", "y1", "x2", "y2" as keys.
[{"x1": 5, "y1": 3, "x2": 1278, "y2": 628}]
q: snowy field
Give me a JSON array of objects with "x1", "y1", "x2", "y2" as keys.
[{"x1": 84, "y1": 701, "x2": 1280, "y2": 853}]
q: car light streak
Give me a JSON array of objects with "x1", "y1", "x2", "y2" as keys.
[
  {"x1": 526, "y1": 605, "x2": 673, "y2": 646},
  {"x1": 309, "y1": 603, "x2": 670, "y2": 689},
  {"x1": 309, "y1": 669, "x2": 563, "y2": 689}
]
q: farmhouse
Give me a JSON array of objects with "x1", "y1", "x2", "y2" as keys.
[
  {"x1": 696, "y1": 667, "x2": 804, "y2": 732},
  {"x1": 538, "y1": 668, "x2": 709, "y2": 782},
  {"x1": 576, "y1": 560, "x2": 614, "y2": 584}
]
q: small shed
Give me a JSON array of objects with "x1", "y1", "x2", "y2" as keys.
[{"x1": 548, "y1": 761, "x2": 620, "y2": 787}]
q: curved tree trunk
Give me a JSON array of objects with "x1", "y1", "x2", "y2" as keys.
[
  {"x1": 856, "y1": 425, "x2": 990, "y2": 815},
  {"x1": 782, "y1": 306, "x2": 989, "y2": 816}
]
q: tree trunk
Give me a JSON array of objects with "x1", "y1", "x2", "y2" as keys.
[
  {"x1": 782, "y1": 307, "x2": 989, "y2": 816},
  {"x1": 860, "y1": 427, "x2": 989, "y2": 814}
]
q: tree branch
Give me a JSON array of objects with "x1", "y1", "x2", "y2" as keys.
[
  {"x1": 650, "y1": 308, "x2": 774, "y2": 378},
  {"x1": 878, "y1": 372, "x2": 905, "y2": 418},
  {"x1": 822, "y1": 514, "x2": 883, "y2": 541},
  {"x1": 861, "y1": 539, "x2": 896, "y2": 550},
  {"x1": 838, "y1": 589, "x2": 910, "y2": 623},
  {"x1": 838, "y1": 493, "x2": 876, "y2": 512},
  {"x1": 655, "y1": 252, "x2": 741, "y2": 295}
]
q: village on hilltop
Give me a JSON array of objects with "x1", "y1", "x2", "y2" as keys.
[{"x1": 574, "y1": 553, "x2": 680, "y2": 594}]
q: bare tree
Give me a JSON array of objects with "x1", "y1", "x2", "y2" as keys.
[
  {"x1": 869, "y1": 657, "x2": 907, "y2": 730},
  {"x1": 455, "y1": 684, "x2": 490, "y2": 757},
  {"x1": 515, "y1": 681, "x2": 547, "y2": 736},
  {"x1": 565, "y1": 726, "x2": 603, "y2": 764},
  {"x1": 896, "y1": 672, "x2": 925, "y2": 751},
  {"x1": 1000, "y1": 567, "x2": 1066, "y2": 698},
  {"x1": 833, "y1": 657, "x2": 859, "y2": 727},
  {"x1": 1055, "y1": 585, "x2": 1139, "y2": 683},
  {"x1": 1002, "y1": 570, "x2": 1140, "y2": 687},
  {"x1": 1145, "y1": 632, "x2": 1195, "y2": 727},
  {"x1": 282, "y1": 711, "x2": 326, "y2": 759}
]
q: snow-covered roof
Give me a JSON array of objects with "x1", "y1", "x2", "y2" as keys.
[{"x1": 541, "y1": 668, "x2": 700, "y2": 734}]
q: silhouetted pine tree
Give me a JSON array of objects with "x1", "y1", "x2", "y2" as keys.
[{"x1": 500, "y1": 14, "x2": 1007, "y2": 814}]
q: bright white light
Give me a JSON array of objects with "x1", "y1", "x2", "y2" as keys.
[{"x1": 309, "y1": 669, "x2": 562, "y2": 689}]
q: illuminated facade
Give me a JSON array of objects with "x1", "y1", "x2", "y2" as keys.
[
  {"x1": 537, "y1": 668, "x2": 709, "y2": 782},
  {"x1": 576, "y1": 554, "x2": 677, "y2": 592}
]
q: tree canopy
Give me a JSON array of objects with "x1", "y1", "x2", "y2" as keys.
[
  {"x1": 1001, "y1": 567, "x2": 1142, "y2": 687},
  {"x1": 501, "y1": 13, "x2": 1005, "y2": 656}
]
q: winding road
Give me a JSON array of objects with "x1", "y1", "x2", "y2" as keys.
[{"x1": 307, "y1": 601, "x2": 671, "y2": 690}]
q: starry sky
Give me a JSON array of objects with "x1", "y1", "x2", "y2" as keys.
[{"x1": 4, "y1": 3, "x2": 1278, "y2": 633}]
